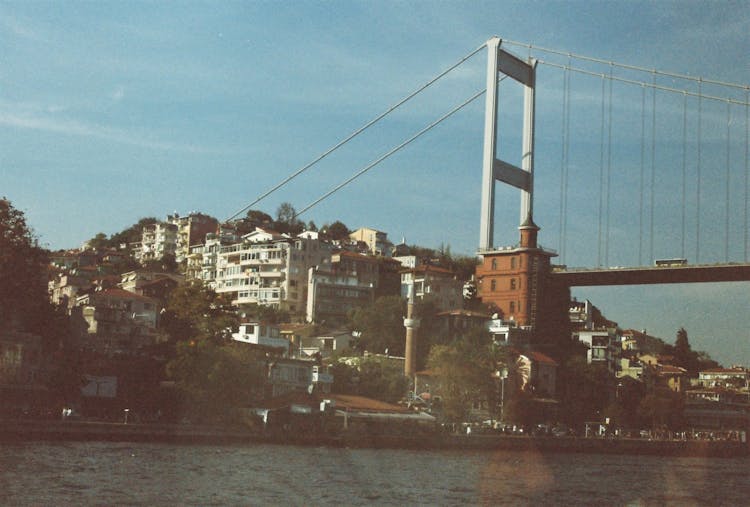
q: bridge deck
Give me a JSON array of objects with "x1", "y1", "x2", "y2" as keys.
[{"x1": 551, "y1": 263, "x2": 750, "y2": 286}]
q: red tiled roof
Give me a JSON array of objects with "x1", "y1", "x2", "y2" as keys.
[
  {"x1": 324, "y1": 394, "x2": 410, "y2": 413},
  {"x1": 525, "y1": 350, "x2": 558, "y2": 366}
]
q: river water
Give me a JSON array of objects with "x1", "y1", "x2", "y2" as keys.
[{"x1": 1, "y1": 441, "x2": 747, "y2": 506}]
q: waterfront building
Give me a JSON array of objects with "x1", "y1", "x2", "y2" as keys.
[
  {"x1": 348, "y1": 227, "x2": 392, "y2": 256},
  {"x1": 475, "y1": 216, "x2": 557, "y2": 329}
]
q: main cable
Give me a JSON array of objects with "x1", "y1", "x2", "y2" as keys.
[
  {"x1": 224, "y1": 42, "x2": 486, "y2": 223},
  {"x1": 293, "y1": 84, "x2": 495, "y2": 220},
  {"x1": 504, "y1": 39, "x2": 748, "y2": 92}
]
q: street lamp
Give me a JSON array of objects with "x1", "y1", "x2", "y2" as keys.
[
  {"x1": 494, "y1": 367, "x2": 509, "y2": 426},
  {"x1": 499, "y1": 367, "x2": 508, "y2": 423}
]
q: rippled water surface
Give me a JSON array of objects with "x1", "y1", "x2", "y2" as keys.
[{"x1": 1, "y1": 441, "x2": 747, "y2": 506}]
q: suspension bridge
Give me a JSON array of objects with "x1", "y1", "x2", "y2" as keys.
[{"x1": 226, "y1": 37, "x2": 750, "y2": 301}]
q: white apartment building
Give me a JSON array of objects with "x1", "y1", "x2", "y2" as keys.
[
  {"x1": 134, "y1": 222, "x2": 178, "y2": 265},
  {"x1": 575, "y1": 328, "x2": 620, "y2": 373},
  {"x1": 232, "y1": 322, "x2": 290, "y2": 354},
  {"x1": 214, "y1": 228, "x2": 330, "y2": 314}
]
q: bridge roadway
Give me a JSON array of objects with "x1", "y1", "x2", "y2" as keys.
[{"x1": 551, "y1": 263, "x2": 750, "y2": 287}]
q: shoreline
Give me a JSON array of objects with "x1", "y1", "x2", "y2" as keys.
[{"x1": 1, "y1": 419, "x2": 747, "y2": 458}]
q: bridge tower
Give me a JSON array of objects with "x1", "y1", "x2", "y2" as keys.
[{"x1": 475, "y1": 38, "x2": 563, "y2": 333}]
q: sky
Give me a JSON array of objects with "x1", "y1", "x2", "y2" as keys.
[{"x1": 1, "y1": 1, "x2": 748, "y2": 366}]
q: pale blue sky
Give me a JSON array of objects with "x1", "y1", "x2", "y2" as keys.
[{"x1": 1, "y1": 1, "x2": 748, "y2": 365}]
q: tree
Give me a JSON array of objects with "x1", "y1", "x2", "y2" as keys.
[
  {"x1": 274, "y1": 202, "x2": 304, "y2": 235},
  {"x1": 348, "y1": 295, "x2": 406, "y2": 356},
  {"x1": 167, "y1": 340, "x2": 266, "y2": 423},
  {"x1": 86, "y1": 232, "x2": 109, "y2": 250},
  {"x1": 323, "y1": 221, "x2": 350, "y2": 241},
  {"x1": 426, "y1": 326, "x2": 510, "y2": 423},
  {"x1": 158, "y1": 281, "x2": 238, "y2": 344},
  {"x1": 0, "y1": 198, "x2": 54, "y2": 335},
  {"x1": 557, "y1": 355, "x2": 613, "y2": 429}
]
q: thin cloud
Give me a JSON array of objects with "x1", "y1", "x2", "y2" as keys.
[{"x1": 0, "y1": 107, "x2": 212, "y2": 154}]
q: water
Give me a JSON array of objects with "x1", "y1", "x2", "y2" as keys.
[{"x1": 0, "y1": 441, "x2": 747, "y2": 506}]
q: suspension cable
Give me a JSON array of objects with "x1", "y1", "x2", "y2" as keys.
[
  {"x1": 223, "y1": 42, "x2": 486, "y2": 223},
  {"x1": 725, "y1": 100, "x2": 732, "y2": 262},
  {"x1": 650, "y1": 71, "x2": 657, "y2": 264},
  {"x1": 639, "y1": 85, "x2": 646, "y2": 265},
  {"x1": 696, "y1": 79, "x2": 703, "y2": 263},
  {"x1": 605, "y1": 64, "x2": 613, "y2": 266},
  {"x1": 293, "y1": 84, "x2": 493, "y2": 220},
  {"x1": 746, "y1": 87, "x2": 749, "y2": 262},
  {"x1": 504, "y1": 39, "x2": 749, "y2": 91},
  {"x1": 537, "y1": 60, "x2": 749, "y2": 107},
  {"x1": 558, "y1": 63, "x2": 570, "y2": 263},
  {"x1": 681, "y1": 91, "x2": 688, "y2": 259},
  {"x1": 597, "y1": 75, "x2": 606, "y2": 267}
]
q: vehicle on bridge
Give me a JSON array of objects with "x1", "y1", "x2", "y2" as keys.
[{"x1": 654, "y1": 258, "x2": 688, "y2": 267}]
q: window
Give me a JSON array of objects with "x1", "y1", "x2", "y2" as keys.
[
  {"x1": 510, "y1": 279, "x2": 516, "y2": 290},
  {"x1": 490, "y1": 279, "x2": 496, "y2": 291},
  {"x1": 511, "y1": 257, "x2": 516, "y2": 269},
  {"x1": 491, "y1": 258, "x2": 497, "y2": 270},
  {"x1": 509, "y1": 301, "x2": 515, "y2": 313}
]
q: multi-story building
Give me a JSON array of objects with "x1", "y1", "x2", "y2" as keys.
[
  {"x1": 214, "y1": 228, "x2": 330, "y2": 315},
  {"x1": 349, "y1": 227, "x2": 391, "y2": 256},
  {"x1": 475, "y1": 217, "x2": 558, "y2": 328},
  {"x1": 400, "y1": 265, "x2": 463, "y2": 312},
  {"x1": 74, "y1": 288, "x2": 159, "y2": 354},
  {"x1": 575, "y1": 328, "x2": 619, "y2": 373},
  {"x1": 134, "y1": 222, "x2": 178, "y2": 265},
  {"x1": 185, "y1": 227, "x2": 239, "y2": 285},
  {"x1": 166, "y1": 212, "x2": 219, "y2": 264},
  {"x1": 305, "y1": 251, "x2": 383, "y2": 324}
]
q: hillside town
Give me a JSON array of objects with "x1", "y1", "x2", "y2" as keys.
[{"x1": 1, "y1": 199, "x2": 748, "y2": 443}]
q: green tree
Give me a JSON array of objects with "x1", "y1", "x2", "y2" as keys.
[
  {"x1": 349, "y1": 295, "x2": 406, "y2": 356},
  {"x1": 167, "y1": 340, "x2": 266, "y2": 423},
  {"x1": 557, "y1": 355, "x2": 613, "y2": 429},
  {"x1": 323, "y1": 221, "x2": 350, "y2": 241},
  {"x1": 158, "y1": 281, "x2": 238, "y2": 344},
  {"x1": 637, "y1": 389, "x2": 685, "y2": 431},
  {"x1": 426, "y1": 326, "x2": 510, "y2": 423}
]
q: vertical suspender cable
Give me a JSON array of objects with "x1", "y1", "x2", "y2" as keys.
[
  {"x1": 639, "y1": 85, "x2": 646, "y2": 265},
  {"x1": 598, "y1": 75, "x2": 606, "y2": 267},
  {"x1": 696, "y1": 78, "x2": 703, "y2": 263},
  {"x1": 725, "y1": 101, "x2": 731, "y2": 262},
  {"x1": 681, "y1": 92, "x2": 688, "y2": 259},
  {"x1": 650, "y1": 71, "x2": 657, "y2": 263},
  {"x1": 558, "y1": 65, "x2": 570, "y2": 263},
  {"x1": 745, "y1": 87, "x2": 749, "y2": 262},
  {"x1": 605, "y1": 64, "x2": 614, "y2": 266}
]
